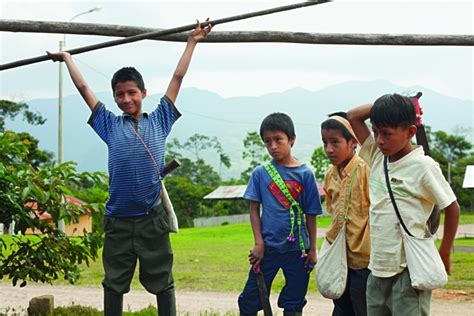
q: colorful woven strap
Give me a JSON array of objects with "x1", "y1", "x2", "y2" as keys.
[{"x1": 263, "y1": 161, "x2": 306, "y2": 257}]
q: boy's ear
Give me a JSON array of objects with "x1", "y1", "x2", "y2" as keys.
[
  {"x1": 142, "y1": 89, "x2": 147, "y2": 99},
  {"x1": 350, "y1": 138, "x2": 358, "y2": 151},
  {"x1": 407, "y1": 125, "x2": 417, "y2": 138},
  {"x1": 289, "y1": 136, "x2": 296, "y2": 147}
]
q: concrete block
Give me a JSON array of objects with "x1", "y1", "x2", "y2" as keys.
[{"x1": 28, "y1": 295, "x2": 54, "y2": 316}]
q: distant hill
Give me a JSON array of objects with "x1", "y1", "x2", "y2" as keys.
[{"x1": 5, "y1": 80, "x2": 473, "y2": 179}]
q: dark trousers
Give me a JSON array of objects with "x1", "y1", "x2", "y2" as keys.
[
  {"x1": 102, "y1": 203, "x2": 175, "y2": 316},
  {"x1": 238, "y1": 248, "x2": 309, "y2": 314},
  {"x1": 333, "y1": 268, "x2": 370, "y2": 316},
  {"x1": 366, "y1": 269, "x2": 431, "y2": 316}
]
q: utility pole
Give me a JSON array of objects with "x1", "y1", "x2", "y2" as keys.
[
  {"x1": 57, "y1": 7, "x2": 101, "y2": 233},
  {"x1": 57, "y1": 7, "x2": 101, "y2": 164}
]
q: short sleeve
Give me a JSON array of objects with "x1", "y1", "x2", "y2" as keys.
[
  {"x1": 359, "y1": 134, "x2": 379, "y2": 167},
  {"x1": 244, "y1": 167, "x2": 262, "y2": 203},
  {"x1": 420, "y1": 163, "x2": 457, "y2": 209},
  {"x1": 87, "y1": 102, "x2": 116, "y2": 144},
  {"x1": 150, "y1": 96, "x2": 182, "y2": 137},
  {"x1": 302, "y1": 169, "x2": 323, "y2": 215},
  {"x1": 323, "y1": 170, "x2": 333, "y2": 215}
]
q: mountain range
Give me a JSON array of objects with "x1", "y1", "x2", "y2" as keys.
[{"x1": 5, "y1": 80, "x2": 473, "y2": 179}]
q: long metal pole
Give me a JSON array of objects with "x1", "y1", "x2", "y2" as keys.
[
  {"x1": 0, "y1": 1, "x2": 330, "y2": 71},
  {"x1": 58, "y1": 39, "x2": 64, "y2": 164},
  {"x1": 57, "y1": 8, "x2": 100, "y2": 233},
  {"x1": 57, "y1": 7, "x2": 101, "y2": 165}
]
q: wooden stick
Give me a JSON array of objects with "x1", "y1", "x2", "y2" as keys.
[
  {"x1": 0, "y1": 0, "x2": 330, "y2": 71},
  {"x1": 2, "y1": 19, "x2": 473, "y2": 46}
]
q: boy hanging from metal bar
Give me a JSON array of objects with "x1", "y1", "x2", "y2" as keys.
[{"x1": 47, "y1": 20, "x2": 212, "y2": 316}]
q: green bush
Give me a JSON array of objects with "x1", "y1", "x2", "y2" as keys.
[
  {"x1": 50, "y1": 305, "x2": 101, "y2": 315},
  {"x1": 50, "y1": 305, "x2": 158, "y2": 315}
]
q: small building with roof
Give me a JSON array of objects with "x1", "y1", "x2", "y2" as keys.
[{"x1": 24, "y1": 195, "x2": 92, "y2": 236}]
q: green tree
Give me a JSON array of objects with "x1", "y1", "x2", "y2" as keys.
[
  {"x1": 310, "y1": 146, "x2": 331, "y2": 182},
  {"x1": 164, "y1": 134, "x2": 233, "y2": 226},
  {"x1": 0, "y1": 131, "x2": 105, "y2": 286},
  {"x1": 167, "y1": 133, "x2": 230, "y2": 184},
  {"x1": 452, "y1": 154, "x2": 474, "y2": 211},
  {"x1": 431, "y1": 130, "x2": 472, "y2": 170},
  {"x1": 429, "y1": 128, "x2": 473, "y2": 211},
  {"x1": 241, "y1": 131, "x2": 269, "y2": 181},
  {"x1": 0, "y1": 99, "x2": 46, "y2": 132},
  {"x1": 16, "y1": 132, "x2": 54, "y2": 167},
  {"x1": 164, "y1": 177, "x2": 214, "y2": 227},
  {"x1": 0, "y1": 100, "x2": 54, "y2": 166}
]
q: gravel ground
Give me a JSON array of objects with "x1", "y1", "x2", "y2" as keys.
[
  {"x1": 0, "y1": 284, "x2": 473, "y2": 315},
  {"x1": 1, "y1": 225, "x2": 472, "y2": 315}
]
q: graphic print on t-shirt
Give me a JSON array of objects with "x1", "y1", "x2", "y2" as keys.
[{"x1": 268, "y1": 180, "x2": 304, "y2": 208}]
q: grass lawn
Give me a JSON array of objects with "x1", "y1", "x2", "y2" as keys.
[
  {"x1": 441, "y1": 212, "x2": 474, "y2": 225},
  {"x1": 62, "y1": 223, "x2": 325, "y2": 292},
  {"x1": 1, "y1": 218, "x2": 473, "y2": 294}
]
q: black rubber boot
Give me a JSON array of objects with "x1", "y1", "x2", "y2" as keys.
[
  {"x1": 156, "y1": 286, "x2": 177, "y2": 316},
  {"x1": 104, "y1": 290, "x2": 123, "y2": 316}
]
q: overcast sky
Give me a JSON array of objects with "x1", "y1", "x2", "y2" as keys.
[{"x1": 1, "y1": 0, "x2": 473, "y2": 102}]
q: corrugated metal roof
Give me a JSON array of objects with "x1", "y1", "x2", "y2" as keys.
[
  {"x1": 203, "y1": 185, "x2": 247, "y2": 200},
  {"x1": 203, "y1": 183, "x2": 325, "y2": 200}
]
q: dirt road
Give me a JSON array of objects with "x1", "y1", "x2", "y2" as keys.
[
  {"x1": 1, "y1": 225, "x2": 472, "y2": 314},
  {"x1": 0, "y1": 284, "x2": 472, "y2": 315}
]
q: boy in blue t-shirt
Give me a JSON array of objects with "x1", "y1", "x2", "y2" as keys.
[{"x1": 238, "y1": 113, "x2": 322, "y2": 316}]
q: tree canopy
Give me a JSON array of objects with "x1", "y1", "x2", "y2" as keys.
[{"x1": 0, "y1": 101, "x2": 106, "y2": 286}]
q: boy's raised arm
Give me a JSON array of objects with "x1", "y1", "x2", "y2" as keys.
[
  {"x1": 347, "y1": 104, "x2": 373, "y2": 145},
  {"x1": 47, "y1": 51, "x2": 98, "y2": 111},
  {"x1": 165, "y1": 20, "x2": 212, "y2": 104}
]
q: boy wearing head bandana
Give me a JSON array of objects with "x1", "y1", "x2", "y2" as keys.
[{"x1": 321, "y1": 112, "x2": 371, "y2": 316}]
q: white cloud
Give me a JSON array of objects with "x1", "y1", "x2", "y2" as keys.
[{"x1": 1, "y1": 1, "x2": 473, "y2": 100}]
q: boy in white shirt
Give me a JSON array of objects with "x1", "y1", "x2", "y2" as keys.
[{"x1": 347, "y1": 93, "x2": 460, "y2": 315}]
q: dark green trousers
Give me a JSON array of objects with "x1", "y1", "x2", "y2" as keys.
[
  {"x1": 102, "y1": 204, "x2": 175, "y2": 315},
  {"x1": 366, "y1": 269, "x2": 431, "y2": 316}
]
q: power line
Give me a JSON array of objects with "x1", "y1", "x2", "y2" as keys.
[{"x1": 75, "y1": 58, "x2": 317, "y2": 127}]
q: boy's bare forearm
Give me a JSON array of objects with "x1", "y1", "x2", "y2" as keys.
[
  {"x1": 165, "y1": 41, "x2": 197, "y2": 104},
  {"x1": 249, "y1": 202, "x2": 264, "y2": 246},
  {"x1": 439, "y1": 201, "x2": 460, "y2": 254},
  {"x1": 347, "y1": 103, "x2": 373, "y2": 145},
  {"x1": 347, "y1": 103, "x2": 372, "y2": 121},
  {"x1": 306, "y1": 214, "x2": 317, "y2": 251},
  {"x1": 175, "y1": 41, "x2": 197, "y2": 78},
  {"x1": 165, "y1": 19, "x2": 211, "y2": 104},
  {"x1": 62, "y1": 54, "x2": 98, "y2": 110}
]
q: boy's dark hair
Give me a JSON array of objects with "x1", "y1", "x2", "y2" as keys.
[
  {"x1": 111, "y1": 67, "x2": 145, "y2": 93},
  {"x1": 321, "y1": 111, "x2": 353, "y2": 142},
  {"x1": 370, "y1": 93, "x2": 416, "y2": 128},
  {"x1": 259, "y1": 112, "x2": 296, "y2": 140}
]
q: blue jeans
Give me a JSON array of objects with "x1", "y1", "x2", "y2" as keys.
[
  {"x1": 238, "y1": 248, "x2": 309, "y2": 314},
  {"x1": 332, "y1": 268, "x2": 370, "y2": 316}
]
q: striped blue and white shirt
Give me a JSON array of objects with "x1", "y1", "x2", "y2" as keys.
[{"x1": 88, "y1": 96, "x2": 181, "y2": 217}]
